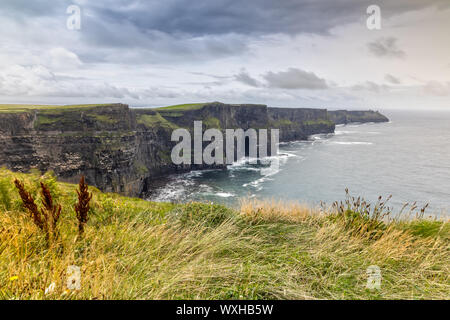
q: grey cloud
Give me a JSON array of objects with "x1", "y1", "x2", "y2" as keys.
[
  {"x1": 235, "y1": 69, "x2": 261, "y2": 87},
  {"x1": 4, "y1": 0, "x2": 448, "y2": 40},
  {"x1": 262, "y1": 68, "x2": 328, "y2": 90},
  {"x1": 78, "y1": 20, "x2": 250, "y2": 63},
  {"x1": 0, "y1": 0, "x2": 68, "y2": 17},
  {"x1": 385, "y1": 74, "x2": 402, "y2": 84},
  {"x1": 86, "y1": 0, "x2": 450, "y2": 37},
  {"x1": 2, "y1": 0, "x2": 447, "y2": 66},
  {"x1": 368, "y1": 37, "x2": 406, "y2": 59},
  {"x1": 351, "y1": 81, "x2": 390, "y2": 93}
]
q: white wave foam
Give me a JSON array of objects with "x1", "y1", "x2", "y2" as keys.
[
  {"x1": 331, "y1": 141, "x2": 373, "y2": 145},
  {"x1": 216, "y1": 192, "x2": 235, "y2": 198},
  {"x1": 335, "y1": 130, "x2": 357, "y2": 135}
]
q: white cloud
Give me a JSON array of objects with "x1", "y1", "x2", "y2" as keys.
[{"x1": 47, "y1": 47, "x2": 83, "y2": 69}]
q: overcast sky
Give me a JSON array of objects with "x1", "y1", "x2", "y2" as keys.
[{"x1": 1, "y1": 0, "x2": 449, "y2": 110}]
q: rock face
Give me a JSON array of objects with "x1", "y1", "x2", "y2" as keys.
[
  {"x1": 0, "y1": 102, "x2": 388, "y2": 197},
  {"x1": 268, "y1": 108, "x2": 335, "y2": 142}
]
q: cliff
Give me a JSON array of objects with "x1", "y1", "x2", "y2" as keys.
[
  {"x1": 0, "y1": 103, "x2": 387, "y2": 196},
  {"x1": 268, "y1": 107, "x2": 335, "y2": 142},
  {"x1": 328, "y1": 110, "x2": 389, "y2": 125}
]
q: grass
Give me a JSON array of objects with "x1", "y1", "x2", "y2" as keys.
[
  {"x1": 155, "y1": 103, "x2": 208, "y2": 111},
  {"x1": 0, "y1": 168, "x2": 448, "y2": 300},
  {"x1": 203, "y1": 117, "x2": 221, "y2": 129},
  {"x1": 136, "y1": 113, "x2": 179, "y2": 129},
  {"x1": 0, "y1": 104, "x2": 116, "y2": 114},
  {"x1": 303, "y1": 119, "x2": 335, "y2": 127}
]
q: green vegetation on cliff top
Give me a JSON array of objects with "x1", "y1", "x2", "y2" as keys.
[
  {"x1": 136, "y1": 113, "x2": 179, "y2": 129},
  {"x1": 303, "y1": 119, "x2": 335, "y2": 126},
  {"x1": 155, "y1": 103, "x2": 207, "y2": 111},
  {"x1": 0, "y1": 104, "x2": 116, "y2": 113},
  {"x1": 0, "y1": 168, "x2": 448, "y2": 300}
]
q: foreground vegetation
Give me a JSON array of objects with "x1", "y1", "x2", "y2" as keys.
[{"x1": 0, "y1": 169, "x2": 448, "y2": 300}]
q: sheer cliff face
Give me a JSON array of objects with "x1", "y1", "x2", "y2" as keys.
[
  {"x1": 0, "y1": 104, "x2": 175, "y2": 196},
  {"x1": 268, "y1": 108, "x2": 335, "y2": 142},
  {"x1": 0, "y1": 103, "x2": 386, "y2": 196}
]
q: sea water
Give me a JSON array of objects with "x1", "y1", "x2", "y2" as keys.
[{"x1": 147, "y1": 110, "x2": 450, "y2": 217}]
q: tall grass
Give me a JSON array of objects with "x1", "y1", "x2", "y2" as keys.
[{"x1": 0, "y1": 169, "x2": 448, "y2": 300}]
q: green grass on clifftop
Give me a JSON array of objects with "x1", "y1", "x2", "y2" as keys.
[
  {"x1": 0, "y1": 104, "x2": 116, "y2": 113},
  {"x1": 136, "y1": 113, "x2": 179, "y2": 129},
  {"x1": 155, "y1": 103, "x2": 208, "y2": 111},
  {"x1": 0, "y1": 169, "x2": 448, "y2": 300}
]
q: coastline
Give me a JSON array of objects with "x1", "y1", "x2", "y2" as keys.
[{"x1": 0, "y1": 102, "x2": 388, "y2": 198}]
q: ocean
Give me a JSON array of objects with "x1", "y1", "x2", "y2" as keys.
[{"x1": 147, "y1": 110, "x2": 450, "y2": 217}]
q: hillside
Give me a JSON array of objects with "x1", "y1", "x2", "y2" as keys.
[{"x1": 0, "y1": 169, "x2": 448, "y2": 300}]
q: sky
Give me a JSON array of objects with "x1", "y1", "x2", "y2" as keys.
[{"x1": 1, "y1": 0, "x2": 449, "y2": 110}]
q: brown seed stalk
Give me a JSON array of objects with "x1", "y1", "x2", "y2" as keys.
[{"x1": 74, "y1": 176, "x2": 92, "y2": 236}]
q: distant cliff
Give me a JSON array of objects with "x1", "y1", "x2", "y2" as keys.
[
  {"x1": 328, "y1": 110, "x2": 389, "y2": 125},
  {"x1": 0, "y1": 103, "x2": 388, "y2": 196}
]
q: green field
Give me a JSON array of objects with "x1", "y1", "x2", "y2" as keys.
[{"x1": 0, "y1": 104, "x2": 116, "y2": 113}]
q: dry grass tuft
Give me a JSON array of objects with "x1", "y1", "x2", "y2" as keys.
[{"x1": 240, "y1": 198, "x2": 318, "y2": 223}]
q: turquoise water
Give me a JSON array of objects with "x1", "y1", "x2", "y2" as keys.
[{"x1": 148, "y1": 110, "x2": 450, "y2": 217}]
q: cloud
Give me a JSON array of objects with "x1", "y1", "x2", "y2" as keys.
[
  {"x1": 234, "y1": 69, "x2": 261, "y2": 87},
  {"x1": 0, "y1": 64, "x2": 139, "y2": 99},
  {"x1": 262, "y1": 68, "x2": 328, "y2": 90},
  {"x1": 423, "y1": 81, "x2": 450, "y2": 96},
  {"x1": 0, "y1": 0, "x2": 449, "y2": 108},
  {"x1": 83, "y1": 0, "x2": 450, "y2": 37},
  {"x1": 385, "y1": 74, "x2": 402, "y2": 84},
  {"x1": 47, "y1": 47, "x2": 83, "y2": 69},
  {"x1": 351, "y1": 81, "x2": 390, "y2": 93},
  {"x1": 368, "y1": 37, "x2": 406, "y2": 59}
]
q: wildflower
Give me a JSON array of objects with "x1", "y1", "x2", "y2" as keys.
[
  {"x1": 61, "y1": 289, "x2": 71, "y2": 296},
  {"x1": 9, "y1": 276, "x2": 18, "y2": 281},
  {"x1": 45, "y1": 282, "x2": 56, "y2": 295}
]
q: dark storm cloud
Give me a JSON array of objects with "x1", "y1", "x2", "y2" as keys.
[
  {"x1": 3, "y1": 0, "x2": 449, "y2": 39},
  {"x1": 368, "y1": 37, "x2": 406, "y2": 59},
  {"x1": 263, "y1": 68, "x2": 328, "y2": 90},
  {"x1": 2, "y1": 0, "x2": 448, "y2": 64},
  {"x1": 86, "y1": 0, "x2": 449, "y2": 37}
]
